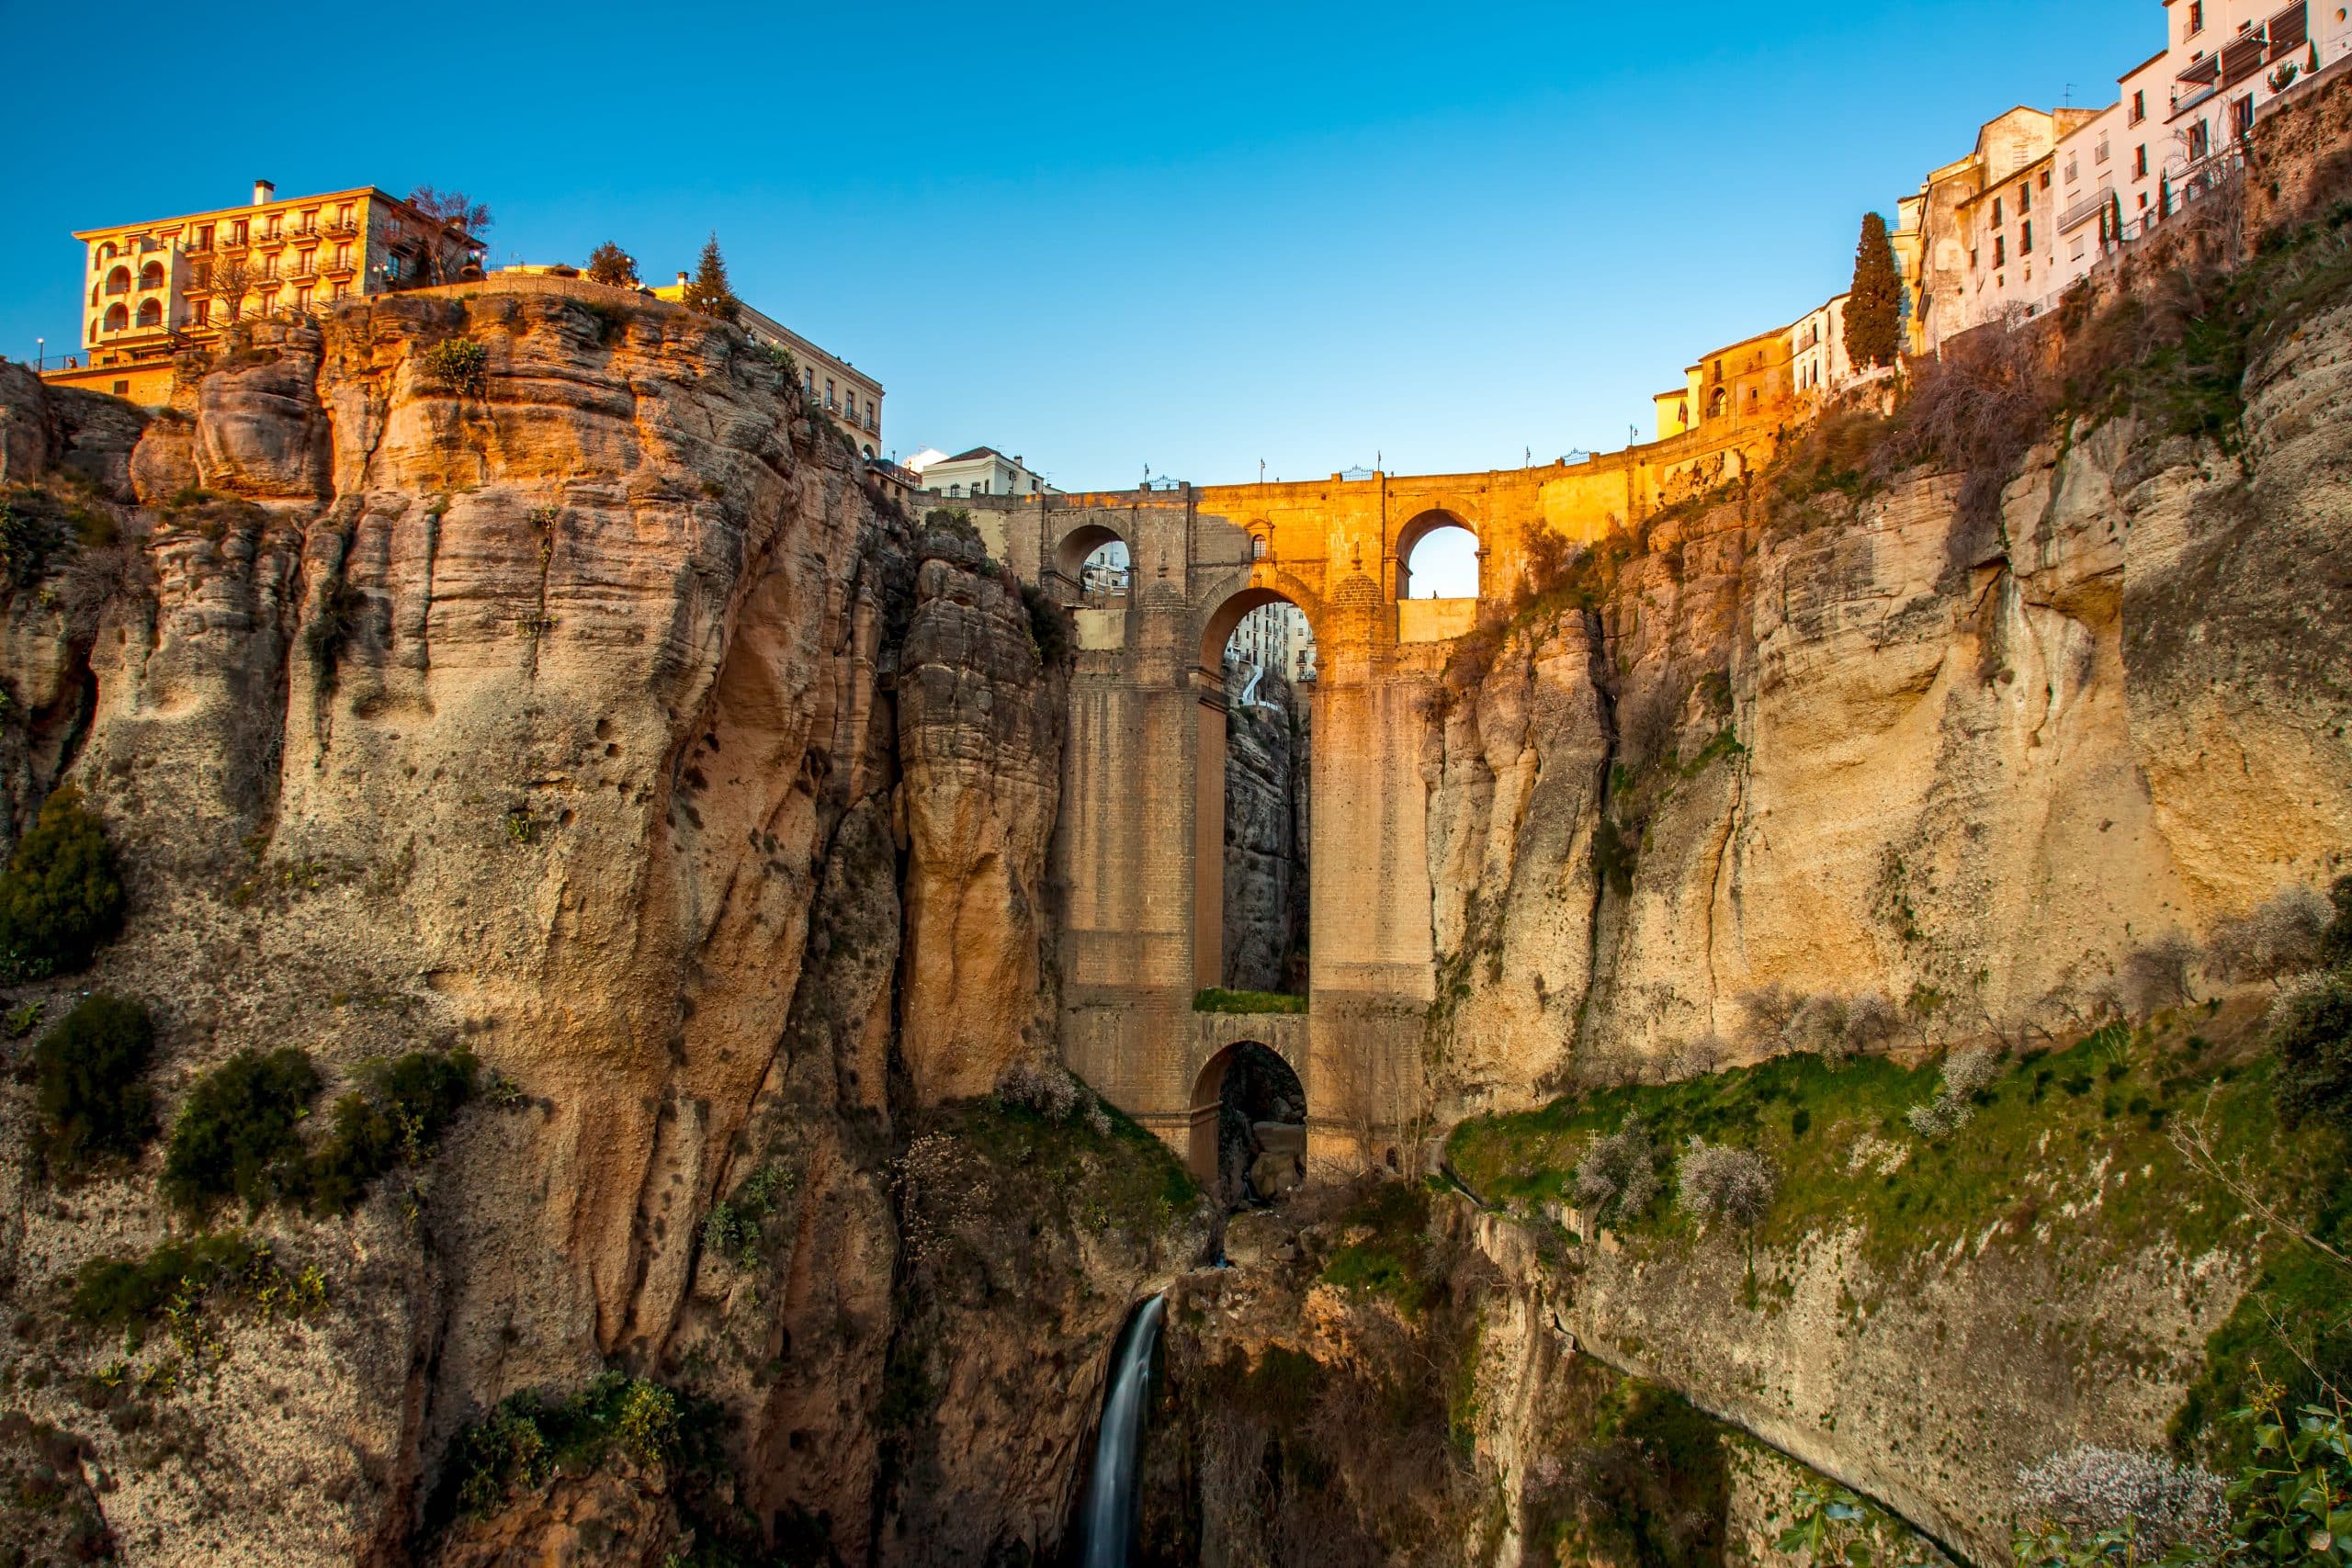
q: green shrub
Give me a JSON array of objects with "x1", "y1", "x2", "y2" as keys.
[
  {"x1": 0, "y1": 785, "x2": 126, "y2": 979},
  {"x1": 67, "y1": 1231, "x2": 322, "y2": 1344},
  {"x1": 2270, "y1": 969, "x2": 2352, "y2": 1139},
  {"x1": 1021, "y1": 581, "x2": 1073, "y2": 665},
  {"x1": 306, "y1": 1047, "x2": 479, "y2": 1214},
  {"x1": 161, "y1": 1047, "x2": 319, "y2": 1217},
  {"x1": 28, "y1": 993, "x2": 155, "y2": 1180},
  {"x1": 431, "y1": 1372, "x2": 704, "y2": 1528},
  {"x1": 1192, "y1": 987, "x2": 1307, "y2": 1015},
  {"x1": 419, "y1": 336, "x2": 489, "y2": 397},
  {"x1": 922, "y1": 507, "x2": 981, "y2": 545}
]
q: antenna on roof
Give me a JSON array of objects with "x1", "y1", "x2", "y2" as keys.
[{"x1": 2063, "y1": 81, "x2": 2075, "y2": 107}]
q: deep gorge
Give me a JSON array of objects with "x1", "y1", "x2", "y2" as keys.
[{"x1": 0, "y1": 79, "x2": 2349, "y2": 1568}]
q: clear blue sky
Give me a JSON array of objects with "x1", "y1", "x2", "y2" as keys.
[{"x1": 0, "y1": 0, "x2": 2150, "y2": 491}]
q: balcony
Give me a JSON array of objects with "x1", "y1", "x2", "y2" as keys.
[
  {"x1": 2058, "y1": 189, "x2": 2114, "y2": 233},
  {"x1": 324, "y1": 219, "x2": 360, "y2": 238},
  {"x1": 322, "y1": 256, "x2": 356, "y2": 276},
  {"x1": 2172, "y1": 82, "x2": 2220, "y2": 119},
  {"x1": 288, "y1": 263, "x2": 318, "y2": 280}
]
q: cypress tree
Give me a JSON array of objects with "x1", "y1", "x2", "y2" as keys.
[
  {"x1": 682, "y1": 232, "x2": 739, "y2": 321},
  {"x1": 1844, "y1": 211, "x2": 1902, "y2": 370}
]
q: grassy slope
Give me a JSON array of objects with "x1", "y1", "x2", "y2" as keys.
[{"x1": 1445, "y1": 1009, "x2": 2350, "y2": 1460}]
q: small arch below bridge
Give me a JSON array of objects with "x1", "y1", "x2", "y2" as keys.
[
  {"x1": 1188, "y1": 1036, "x2": 1307, "y2": 1203},
  {"x1": 1052, "y1": 521, "x2": 1131, "y2": 592}
]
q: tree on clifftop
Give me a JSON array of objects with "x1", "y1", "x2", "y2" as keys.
[
  {"x1": 584, "y1": 242, "x2": 639, "y2": 288},
  {"x1": 683, "y1": 233, "x2": 739, "y2": 321},
  {"x1": 404, "y1": 187, "x2": 493, "y2": 285},
  {"x1": 1845, "y1": 211, "x2": 1902, "y2": 370}
]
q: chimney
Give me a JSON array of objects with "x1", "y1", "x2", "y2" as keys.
[
  {"x1": 676, "y1": 271, "x2": 690, "y2": 288},
  {"x1": 253, "y1": 179, "x2": 276, "y2": 206}
]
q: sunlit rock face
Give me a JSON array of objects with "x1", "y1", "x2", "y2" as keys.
[
  {"x1": 1423, "y1": 299, "x2": 2352, "y2": 1113},
  {"x1": 0, "y1": 283, "x2": 1114, "y2": 1565}
]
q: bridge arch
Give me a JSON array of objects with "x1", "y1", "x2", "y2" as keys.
[
  {"x1": 1187, "y1": 1036, "x2": 1306, "y2": 1193},
  {"x1": 1052, "y1": 519, "x2": 1129, "y2": 588},
  {"x1": 1394, "y1": 508, "x2": 1482, "y2": 601},
  {"x1": 1197, "y1": 581, "x2": 1319, "y2": 673}
]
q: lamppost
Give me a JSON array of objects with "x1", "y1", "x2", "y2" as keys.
[{"x1": 36, "y1": 338, "x2": 44, "y2": 371}]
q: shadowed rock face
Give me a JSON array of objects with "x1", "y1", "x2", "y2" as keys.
[
  {"x1": 1223, "y1": 670, "x2": 1310, "y2": 994},
  {"x1": 0, "y1": 285, "x2": 1123, "y2": 1566}
]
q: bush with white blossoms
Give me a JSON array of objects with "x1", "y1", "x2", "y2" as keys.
[
  {"x1": 1906, "y1": 1044, "x2": 2006, "y2": 1138},
  {"x1": 2012, "y1": 1445, "x2": 2228, "y2": 1560},
  {"x1": 1677, "y1": 1140, "x2": 1779, "y2": 1232},
  {"x1": 1573, "y1": 1114, "x2": 1662, "y2": 1224}
]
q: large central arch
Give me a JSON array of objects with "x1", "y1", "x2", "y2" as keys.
[{"x1": 1193, "y1": 584, "x2": 1317, "y2": 993}]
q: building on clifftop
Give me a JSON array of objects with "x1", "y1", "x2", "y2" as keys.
[
  {"x1": 49, "y1": 180, "x2": 484, "y2": 406},
  {"x1": 648, "y1": 275, "x2": 887, "y2": 460}
]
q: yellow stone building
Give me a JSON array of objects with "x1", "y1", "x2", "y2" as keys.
[{"x1": 49, "y1": 180, "x2": 483, "y2": 406}]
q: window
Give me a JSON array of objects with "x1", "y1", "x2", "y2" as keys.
[
  {"x1": 2038, "y1": 170, "x2": 2050, "y2": 190},
  {"x1": 1970, "y1": 247, "x2": 1980, "y2": 270},
  {"x1": 334, "y1": 243, "x2": 351, "y2": 268},
  {"x1": 2188, "y1": 0, "x2": 2204, "y2": 35},
  {"x1": 297, "y1": 250, "x2": 315, "y2": 276},
  {"x1": 103, "y1": 303, "x2": 128, "y2": 332},
  {"x1": 195, "y1": 223, "x2": 213, "y2": 250},
  {"x1": 2065, "y1": 156, "x2": 2078, "y2": 183},
  {"x1": 229, "y1": 220, "x2": 247, "y2": 244},
  {"x1": 1993, "y1": 196, "x2": 2005, "y2": 224},
  {"x1": 139, "y1": 262, "x2": 164, "y2": 288},
  {"x1": 104, "y1": 266, "x2": 130, "y2": 295},
  {"x1": 337, "y1": 203, "x2": 354, "y2": 225},
  {"x1": 332, "y1": 281, "x2": 349, "y2": 300},
  {"x1": 2020, "y1": 183, "x2": 2032, "y2": 212},
  {"x1": 268, "y1": 215, "x2": 286, "y2": 241},
  {"x1": 112, "y1": 380, "x2": 129, "y2": 397},
  {"x1": 2132, "y1": 89, "x2": 2147, "y2": 124},
  {"x1": 2135, "y1": 144, "x2": 2149, "y2": 177},
  {"x1": 2021, "y1": 220, "x2": 2034, "y2": 254},
  {"x1": 2097, "y1": 136, "x2": 2110, "y2": 164},
  {"x1": 294, "y1": 284, "x2": 313, "y2": 310},
  {"x1": 2071, "y1": 237, "x2": 2087, "y2": 262},
  {"x1": 2189, "y1": 119, "x2": 2212, "y2": 160},
  {"x1": 264, "y1": 254, "x2": 279, "y2": 278},
  {"x1": 1995, "y1": 234, "x2": 2007, "y2": 266},
  {"x1": 192, "y1": 299, "x2": 210, "y2": 326},
  {"x1": 135, "y1": 299, "x2": 162, "y2": 328},
  {"x1": 2233, "y1": 96, "x2": 2254, "y2": 139}
]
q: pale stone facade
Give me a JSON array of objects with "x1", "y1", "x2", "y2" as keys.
[
  {"x1": 915, "y1": 446, "x2": 1056, "y2": 499},
  {"x1": 646, "y1": 277, "x2": 886, "y2": 457}
]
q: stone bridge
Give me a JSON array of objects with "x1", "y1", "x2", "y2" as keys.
[{"x1": 963, "y1": 429, "x2": 1771, "y2": 1176}]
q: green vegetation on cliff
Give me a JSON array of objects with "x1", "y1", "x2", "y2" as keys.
[
  {"x1": 27, "y1": 993, "x2": 154, "y2": 1181},
  {"x1": 161, "y1": 1044, "x2": 480, "y2": 1218},
  {"x1": 1446, "y1": 1011, "x2": 2351, "y2": 1457},
  {"x1": 0, "y1": 785, "x2": 125, "y2": 981}
]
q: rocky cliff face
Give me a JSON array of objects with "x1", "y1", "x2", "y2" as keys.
[
  {"x1": 1425, "y1": 300, "x2": 2352, "y2": 1113},
  {"x1": 0, "y1": 282, "x2": 1186, "y2": 1567},
  {"x1": 1222, "y1": 671, "x2": 1309, "y2": 995}
]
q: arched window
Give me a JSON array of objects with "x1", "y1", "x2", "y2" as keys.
[
  {"x1": 1708, "y1": 388, "x2": 1727, "y2": 418},
  {"x1": 103, "y1": 304, "x2": 129, "y2": 333},
  {"x1": 98, "y1": 242, "x2": 117, "y2": 261},
  {"x1": 139, "y1": 262, "x2": 165, "y2": 290},
  {"x1": 135, "y1": 299, "x2": 164, "y2": 328},
  {"x1": 105, "y1": 267, "x2": 131, "y2": 296}
]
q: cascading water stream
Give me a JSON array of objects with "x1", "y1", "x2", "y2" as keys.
[{"x1": 1074, "y1": 1294, "x2": 1167, "y2": 1568}]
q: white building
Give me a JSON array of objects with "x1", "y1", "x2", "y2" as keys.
[
  {"x1": 647, "y1": 274, "x2": 886, "y2": 458},
  {"x1": 1789, "y1": 293, "x2": 1854, "y2": 405},
  {"x1": 1226, "y1": 603, "x2": 1317, "y2": 684},
  {"x1": 911, "y1": 446, "x2": 1056, "y2": 500},
  {"x1": 2051, "y1": 0, "x2": 2346, "y2": 298}
]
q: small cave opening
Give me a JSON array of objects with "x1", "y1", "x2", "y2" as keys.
[{"x1": 1213, "y1": 1043, "x2": 1306, "y2": 1212}]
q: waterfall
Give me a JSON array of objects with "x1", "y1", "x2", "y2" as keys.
[{"x1": 1074, "y1": 1294, "x2": 1166, "y2": 1568}]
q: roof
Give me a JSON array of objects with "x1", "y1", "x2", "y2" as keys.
[
  {"x1": 72, "y1": 186, "x2": 413, "y2": 242},
  {"x1": 942, "y1": 446, "x2": 1008, "y2": 465},
  {"x1": 2120, "y1": 47, "x2": 2171, "y2": 83}
]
